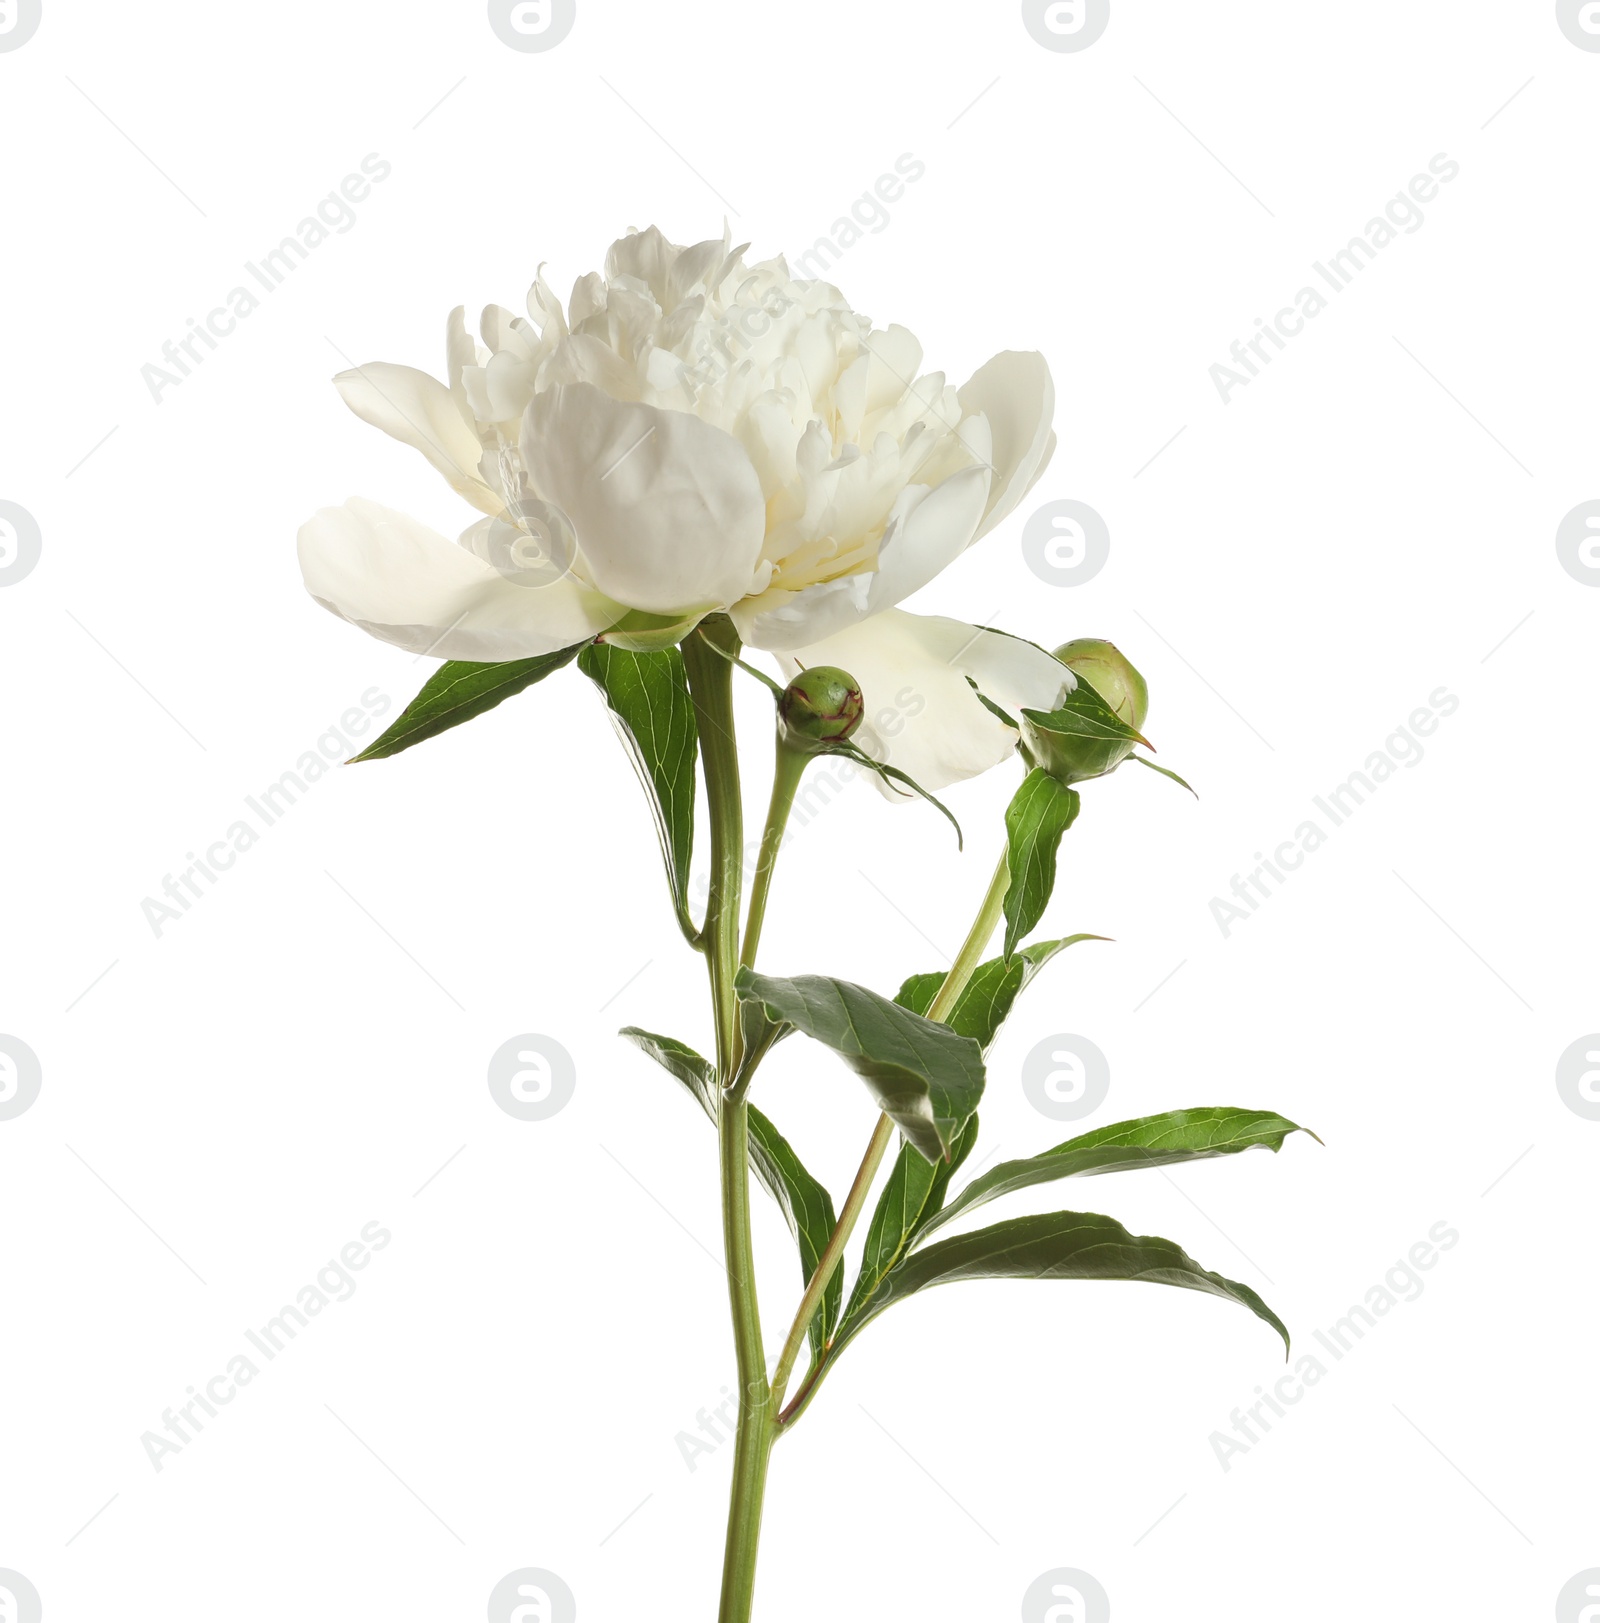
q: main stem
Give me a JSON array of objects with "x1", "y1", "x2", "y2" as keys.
[
  {"x1": 770, "y1": 847, "x2": 1013, "y2": 1415},
  {"x1": 682, "y1": 624, "x2": 774, "y2": 1623}
]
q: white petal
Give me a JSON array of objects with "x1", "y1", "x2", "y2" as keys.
[
  {"x1": 864, "y1": 463, "x2": 990, "y2": 611},
  {"x1": 779, "y1": 609, "x2": 1070, "y2": 792},
  {"x1": 521, "y1": 383, "x2": 766, "y2": 615},
  {"x1": 736, "y1": 464, "x2": 990, "y2": 652},
  {"x1": 334, "y1": 363, "x2": 501, "y2": 516},
  {"x1": 298, "y1": 498, "x2": 619, "y2": 660},
  {"x1": 729, "y1": 573, "x2": 871, "y2": 650},
  {"x1": 445, "y1": 305, "x2": 479, "y2": 415},
  {"x1": 957, "y1": 351, "x2": 1056, "y2": 539},
  {"x1": 863, "y1": 324, "x2": 924, "y2": 415}
]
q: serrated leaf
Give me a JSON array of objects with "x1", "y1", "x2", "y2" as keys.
[
  {"x1": 351, "y1": 645, "x2": 585, "y2": 762},
  {"x1": 621, "y1": 1027, "x2": 841, "y2": 1356},
  {"x1": 828, "y1": 1209, "x2": 1290, "y2": 1364},
  {"x1": 920, "y1": 1107, "x2": 1315, "y2": 1245},
  {"x1": 1002, "y1": 770, "x2": 1082, "y2": 958},
  {"x1": 1131, "y1": 754, "x2": 1197, "y2": 796},
  {"x1": 578, "y1": 642, "x2": 699, "y2": 941},
  {"x1": 734, "y1": 969, "x2": 985, "y2": 1164}
]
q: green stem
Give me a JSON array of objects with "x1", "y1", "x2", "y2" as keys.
[
  {"x1": 683, "y1": 622, "x2": 774, "y2": 1623},
  {"x1": 740, "y1": 739, "x2": 807, "y2": 971},
  {"x1": 769, "y1": 1111, "x2": 894, "y2": 1406},
  {"x1": 771, "y1": 848, "x2": 1013, "y2": 1420},
  {"x1": 716, "y1": 1094, "x2": 774, "y2": 1622},
  {"x1": 928, "y1": 847, "x2": 1012, "y2": 1021}
]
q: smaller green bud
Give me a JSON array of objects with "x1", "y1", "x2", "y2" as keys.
[
  {"x1": 1051, "y1": 639, "x2": 1149, "y2": 731},
  {"x1": 1021, "y1": 638, "x2": 1151, "y2": 786},
  {"x1": 779, "y1": 666, "x2": 864, "y2": 751}
]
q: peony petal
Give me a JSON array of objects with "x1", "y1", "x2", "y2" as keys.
[
  {"x1": 445, "y1": 306, "x2": 479, "y2": 416},
  {"x1": 521, "y1": 383, "x2": 766, "y2": 615},
  {"x1": 605, "y1": 226, "x2": 676, "y2": 304},
  {"x1": 778, "y1": 609, "x2": 1070, "y2": 792},
  {"x1": 863, "y1": 324, "x2": 924, "y2": 416},
  {"x1": 334, "y1": 363, "x2": 501, "y2": 516},
  {"x1": 735, "y1": 464, "x2": 991, "y2": 653},
  {"x1": 865, "y1": 462, "x2": 990, "y2": 611},
  {"x1": 729, "y1": 573, "x2": 871, "y2": 651},
  {"x1": 957, "y1": 351, "x2": 1056, "y2": 539},
  {"x1": 298, "y1": 498, "x2": 620, "y2": 660}
]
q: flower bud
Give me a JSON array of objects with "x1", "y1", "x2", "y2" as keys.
[
  {"x1": 779, "y1": 666, "x2": 864, "y2": 751},
  {"x1": 1051, "y1": 639, "x2": 1148, "y2": 731},
  {"x1": 1021, "y1": 639, "x2": 1151, "y2": 786}
]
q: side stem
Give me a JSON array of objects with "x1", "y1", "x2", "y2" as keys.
[
  {"x1": 740, "y1": 739, "x2": 808, "y2": 971},
  {"x1": 769, "y1": 847, "x2": 1013, "y2": 1415}
]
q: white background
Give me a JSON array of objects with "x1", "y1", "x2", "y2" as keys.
[{"x1": 2, "y1": 2, "x2": 1596, "y2": 1618}]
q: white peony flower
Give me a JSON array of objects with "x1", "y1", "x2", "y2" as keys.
[{"x1": 299, "y1": 225, "x2": 1068, "y2": 788}]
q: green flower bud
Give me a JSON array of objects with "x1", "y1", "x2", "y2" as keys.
[
  {"x1": 1021, "y1": 638, "x2": 1151, "y2": 786},
  {"x1": 1051, "y1": 639, "x2": 1149, "y2": 731},
  {"x1": 779, "y1": 666, "x2": 864, "y2": 751}
]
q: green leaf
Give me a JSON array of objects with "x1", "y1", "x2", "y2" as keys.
[
  {"x1": 1131, "y1": 754, "x2": 1197, "y2": 796},
  {"x1": 734, "y1": 969, "x2": 986, "y2": 1164},
  {"x1": 350, "y1": 645, "x2": 585, "y2": 762},
  {"x1": 843, "y1": 1114, "x2": 978, "y2": 1326},
  {"x1": 1022, "y1": 680, "x2": 1150, "y2": 752},
  {"x1": 841, "y1": 936, "x2": 1107, "y2": 1328},
  {"x1": 619, "y1": 1027, "x2": 716, "y2": 1112},
  {"x1": 597, "y1": 609, "x2": 708, "y2": 652},
  {"x1": 826, "y1": 740, "x2": 963, "y2": 849},
  {"x1": 1020, "y1": 678, "x2": 1150, "y2": 787},
  {"x1": 1002, "y1": 770, "x2": 1082, "y2": 958},
  {"x1": 746, "y1": 1105, "x2": 845, "y2": 1358},
  {"x1": 620, "y1": 1027, "x2": 842, "y2": 1357},
  {"x1": 965, "y1": 677, "x2": 1020, "y2": 731},
  {"x1": 828, "y1": 1209, "x2": 1290, "y2": 1363},
  {"x1": 896, "y1": 935, "x2": 1107, "y2": 1054},
  {"x1": 921, "y1": 1107, "x2": 1315, "y2": 1244},
  {"x1": 578, "y1": 643, "x2": 699, "y2": 941}
]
